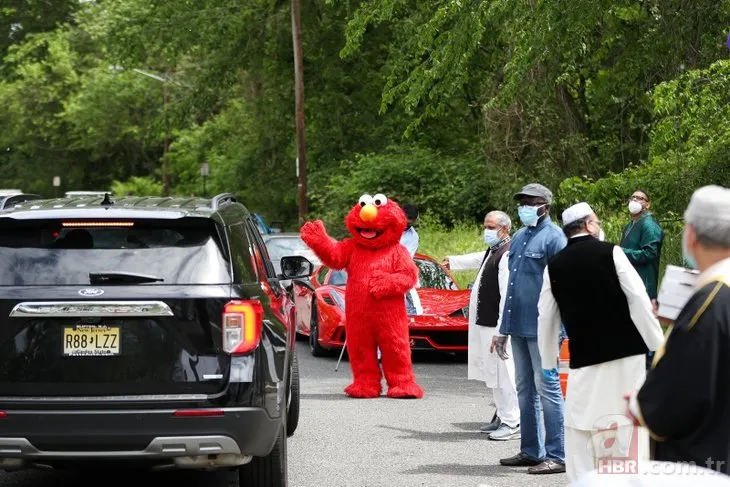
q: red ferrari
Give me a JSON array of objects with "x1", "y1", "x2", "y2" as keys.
[{"x1": 292, "y1": 253, "x2": 470, "y2": 356}]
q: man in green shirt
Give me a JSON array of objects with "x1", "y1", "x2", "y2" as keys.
[{"x1": 621, "y1": 189, "x2": 664, "y2": 303}]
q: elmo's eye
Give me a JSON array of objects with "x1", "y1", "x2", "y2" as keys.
[
  {"x1": 358, "y1": 194, "x2": 373, "y2": 207},
  {"x1": 373, "y1": 194, "x2": 388, "y2": 206}
]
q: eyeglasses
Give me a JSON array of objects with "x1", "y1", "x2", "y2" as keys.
[{"x1": 629, "y1": 195, "x2": 647, "y2": 202}]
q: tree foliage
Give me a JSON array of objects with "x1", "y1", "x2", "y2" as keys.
[{"x1": 0, "y1": 0, "x2": 728, "y2": 235}]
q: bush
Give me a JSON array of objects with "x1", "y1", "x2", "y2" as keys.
[
  {"x1": 111, "y1": 176, "x2": 163, "y2": 196},
  {"x1": 417, "y1": 214, "x2": 485, "y2": 288},
  {"x1": 418, "y1": 211, "x2": 684, "y2": 290},
  {"x1": 308, "y1": 145, "x2": 527, "y2": 232}
]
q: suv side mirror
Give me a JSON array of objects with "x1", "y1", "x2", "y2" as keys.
[{"x1": 280, "y1": 255, "x2": 313, "y2": 279}]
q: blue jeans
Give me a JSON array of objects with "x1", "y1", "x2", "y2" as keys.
[
  {"x1": 511, "y1": 336, "x2": 565, "y2": 463},
  {"x1": 405, "y1": 291, "x2": 416, "y2": 315}
]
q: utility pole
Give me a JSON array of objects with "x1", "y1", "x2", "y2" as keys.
[
  {"x1": 131, "y1": 69, "x2": 171, "y2": 196},
  {"x1": 291, "y1": 0, "x2": 307, "y2": 225},
  {"x1": 163, "y1": 79, "x2": 170, "y2": 196}
]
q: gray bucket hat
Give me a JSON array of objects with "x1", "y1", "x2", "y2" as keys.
[{"x1": 514, "y1": 183, "x2": 553, "y2": 204}]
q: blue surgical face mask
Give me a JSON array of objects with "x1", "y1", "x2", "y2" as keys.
[
  {"x1": 518, "y1": 204, "x2": 545, "y2": 227},
  {"x1": 682, "y1": 228, "x2": 697, "y2": 270},
  {"x1": 483, "y1": 229, "x2": 501, "y2": 247}
]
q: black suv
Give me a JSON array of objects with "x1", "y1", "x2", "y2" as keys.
[{"x1": 0, "y1": 193, "x2": 311, "y2": 486}]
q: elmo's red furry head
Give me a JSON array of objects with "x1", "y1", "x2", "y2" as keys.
[{"x1": 344, "y1": 193, "x2": 406, "y2": 249}]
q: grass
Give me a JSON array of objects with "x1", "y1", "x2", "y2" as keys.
[{"x1": 416, "y1": 212, "x2": 684, "y2": 290}]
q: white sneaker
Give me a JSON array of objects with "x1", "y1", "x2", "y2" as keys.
[{"x1": 488, "y1": 423, "x2": 520, "y2": 441}]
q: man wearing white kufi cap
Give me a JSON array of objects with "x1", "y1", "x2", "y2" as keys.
[
  {"x1": 537, "y1": 201, "x2": 664, "y2": 482},
  {"x1": 626, "y1": 185, "x2": 730, "y2": 474}
]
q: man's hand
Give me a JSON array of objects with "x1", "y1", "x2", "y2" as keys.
[
  {"x1": 441, "y1": 257, "x2": 450, "y2": 269},
  {"x1": 651, "y1": 299, "x2": 659, "y2": 319},
  {"x1": 490, "y1": 335, "x2": 509, "y2": 360}
]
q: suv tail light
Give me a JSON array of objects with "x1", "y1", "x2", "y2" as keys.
[{"x1": 223, "y1": 300, "x2": 263, "y2": 354}]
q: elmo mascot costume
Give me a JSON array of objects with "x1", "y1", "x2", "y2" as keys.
[{"x1": 300, "y1": 193, "x2": 424, "y2": 399}]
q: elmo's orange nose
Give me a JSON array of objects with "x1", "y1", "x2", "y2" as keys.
[{"x1": 360, "y1": 204, "x2": 377, "y2": 222}]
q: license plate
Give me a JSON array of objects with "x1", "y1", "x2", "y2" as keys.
[{"x1": 63, "y1": 325, "x2": 120, "y2": 356}]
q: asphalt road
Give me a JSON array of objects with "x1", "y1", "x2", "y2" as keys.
[{"x1": 0, "y1": 342, "x2": 569, "y2": 487}]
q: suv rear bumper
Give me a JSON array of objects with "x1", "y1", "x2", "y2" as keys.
[{"x1": 0, "y1": 407, "x2": 280, "y2": 470}]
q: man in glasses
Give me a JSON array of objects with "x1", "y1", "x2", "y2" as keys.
[
  {"x1": 494, "y1": 183, "x2": 567, "y2": 474},
  {"x1": 620, "y1": 190, "x2": 664, "y2": 307}
]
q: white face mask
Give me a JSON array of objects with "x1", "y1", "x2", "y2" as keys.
[
  {"x1": 628, "y1": 200, "x2": 643, "y2": 215},
  {"x1": 483, "y1": 229, "x2": 501, "y2": 247},
  {"x1": 598, "y1": 229, "x2": 605, "y2": 241}
]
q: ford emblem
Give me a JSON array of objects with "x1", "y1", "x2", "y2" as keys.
[{"x1": 78, "y1": 288, "x2": 104, "y2": 297}]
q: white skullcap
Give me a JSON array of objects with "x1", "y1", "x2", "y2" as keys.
[
  {"x1": 684, "y1": 185, "x2": 730, "y2": 222},
  {"x1": 562, "y1": 202, "x2": 594, "y2": 226}
]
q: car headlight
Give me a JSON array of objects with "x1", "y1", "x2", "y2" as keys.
[{"x1": 330, "y1": 291, "x2": 345, "y2": 310}]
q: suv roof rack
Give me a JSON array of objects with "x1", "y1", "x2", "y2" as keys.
[
  {"x1": 0, "y1": 193, "x2": 43, "y2": 210},
  {"x1": 210, "y1": 193, "x2": 236, "y2": 210}
]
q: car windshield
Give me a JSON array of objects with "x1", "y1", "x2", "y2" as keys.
[
  {"x1": 327, "y1": 258, "x2": 457, "y2": 290},
  {"x1": 0, "y1": 218, "x2": 230, "y2": 286}
]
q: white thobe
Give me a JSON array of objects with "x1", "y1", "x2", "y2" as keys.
[
  {"x1": 538, "y1": 242, "x2": 665, "y2": 482},
  {"x1": 449, "y1": 248, "x2": 519, "y2": 427}
]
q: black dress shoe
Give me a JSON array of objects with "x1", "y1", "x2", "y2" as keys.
[
  {"x1": 499, "y1": 452, "x2": 542, "y2": 467},
  {"x1": 527, "y1": 460, "x2": 566, "y2": 474}
]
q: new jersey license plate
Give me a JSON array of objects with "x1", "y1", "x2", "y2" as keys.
[{"x1": 63, "y1": 325, "x2": 120, "y2": 356}]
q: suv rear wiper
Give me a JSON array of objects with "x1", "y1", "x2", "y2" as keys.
[{"x1": 89, "y1": 272, "x2": 165, "y2": 284}]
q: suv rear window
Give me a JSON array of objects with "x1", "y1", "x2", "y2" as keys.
[{"x1": 0, "y1": 218, "x2": 231, "y2": 286}]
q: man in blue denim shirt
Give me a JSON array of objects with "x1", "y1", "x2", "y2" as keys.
[{"x1": 493, "y1": 183, "x2": 567, "y2": 475}]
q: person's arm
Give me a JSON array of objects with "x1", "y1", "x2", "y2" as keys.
[
  {"x1": 629, "y1": 284, "x2": 721, "y2": 440},
  {"x1": 400, "y1": 230, "x2": 418, "y2": 257},
  {"x1": 537, "y1": 266, "x2": 561, "y2": 370},
  {"x1": 613, "y1": 246, "x2": 664, "y2": 351},
  {"x1": 495, "y1": 252, "x2": 509, "y2": 331},
  {"x1": 447, "y1": 251, "x2": 487, "y2": 271},
  {"x1": 622, "y1": 219, "x2": 663, "y2": 265},
  {"x1": 545, "y1": 229, "x2": 568, "y2": 259},
  {"x1": 491, "y1": 253, "x2": 511, "y2": 358}
]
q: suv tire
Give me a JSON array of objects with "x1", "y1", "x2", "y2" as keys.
[
  {"x1": 286, "y1": 351, "x2": 300, "y2": 437},
  {"x1": 239, "y1": 422, "x2": 287, "y2": 487}
]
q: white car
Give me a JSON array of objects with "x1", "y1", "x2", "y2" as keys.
[{"x1": 262, "y1": 233, "x2": 320, "y2": 276}]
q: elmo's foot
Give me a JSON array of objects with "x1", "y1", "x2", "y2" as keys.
[
  {"x1": 387, "y1": 382, "x2": 424, "y2": 399},
  {"x1": 344, "y1": 382, "x2": 381, "y2": 398}
]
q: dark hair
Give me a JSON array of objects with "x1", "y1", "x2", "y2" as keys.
[
  {"x1": 401, "y1": 203, "x2": 419, "y2": 220},
  {"x1": 562, "y1": 216, "x2": 590, "y2": 238}
]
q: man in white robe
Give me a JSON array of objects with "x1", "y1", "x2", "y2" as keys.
[
  {"x1": 444, "y1": 211, "x2": 520, "y2": 440},
  {"x1": 537, "y1": 202, "x2": 664, "y2": 482}
]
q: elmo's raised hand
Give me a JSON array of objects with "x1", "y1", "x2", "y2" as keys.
[
  {"x1": 300, "y1": 220, "x2": 328, "y2": 248},
  {"x1": 299, "y1": 219, "x2": 352, "y2": 270}
]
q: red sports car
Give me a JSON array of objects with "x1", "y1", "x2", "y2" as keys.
[{"x1": 292, "y1": 253, "x2": 470, "y2": 356}]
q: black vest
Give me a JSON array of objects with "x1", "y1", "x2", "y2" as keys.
[
  {"x1": 547, "y1": 235, "x2": 648, "y2": 368},
  {"x1": 475, "y1": 241, "x2": 510, "y2": 327}
]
